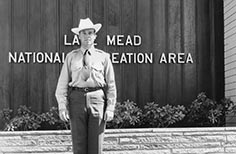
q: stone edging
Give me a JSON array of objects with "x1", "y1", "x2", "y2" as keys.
[{"x1": 0, "y1": 127, "x2": 236, "y2": 154}]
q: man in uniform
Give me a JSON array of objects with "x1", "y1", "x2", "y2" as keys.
[{"x1": 55, "y1": 18, "x2": 117, "y2": 154}]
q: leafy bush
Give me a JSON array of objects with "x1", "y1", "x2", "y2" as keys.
[
  {"x1": 1, "y1": 93, "x2": 235, "y2": 130},
  {"x1": 0, "y1": 105, "x2": 69, "y2": 131},
  {"x1": 106, "y1": 93, "x2": 235, "y2": 128},
  {"x1": 185, "y1": 92, "x2": 236, "y2": 127},
  {"x1": 0, "y1": 108, "x2": 13, "y2": 123},
  {"x1": 39, "y1": 107, "x2": 70, "y2": 130},
  {"x1": 142, "y1": 102, "x2": 186, "y2": 128},
  {"x1": 106, "y1": 100, "x2": 142, "y2": 128},
  {"x1": 106, "y1": 100, "x2": 186, "y2": 128}
]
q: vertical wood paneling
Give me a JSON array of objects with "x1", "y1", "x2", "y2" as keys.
[
  {"x1": 106, "y1": 0, "x2": 122, "y2": 102},
  {"x1": 58, "y1": 0, "x2": 73, "y2": 108},
  {"x1": 60, "y1": 0, "x2": 73, "y2": 56},
  {"x1": 92, "y1": 0, "x2": 106, "y2": 50},
  {"x1": 121, "y1": 0, "x2": 138, "y2": 102},
  {"x1": 0, "y1": 0, "x2": 11, "y2": 129},
  {"x1": 211, "y1": 0, "x2": 224, "y2": 101},
  {"x1": 183, "y1": 0, "x2": 197, "y2": 104},
  {"x1": 73, "y1": 0, "x2": 89, "y2": 25},
  {"x1": 137, "y1": 0, "x2": 152, "y2": 106},
  {"x1": 0, "y1": 0, "x2": 11, "y2": 109},
  {"x1": 167, "y1": 0, "x2": 182, "y2": 105},
  {"x1": 43, "y1": 0, "x2": 59, "y2": 110},
  {"x1": 72, "y1": 0, "x2": 89, "y2": 52},
  {"x1": 12, "y1": 0, "x2": 28, "y2": 112},
  {"x1": 152, "y1": 0, "x2": 168, "y2": 106},
  {"x1": 71, "y1": 0, "x2": 88, "y2": 52},
  {"x1": 196, "y1": 0, "x2": 212, "y2": 96},
  {"x1": 28, "y1": 0, "x2": 44, "y2": 112}
]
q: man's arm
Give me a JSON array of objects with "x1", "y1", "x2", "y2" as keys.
[
  {"x1": 104, "y1": 53, "x2": 117, "y2": 113},
  {"x1": 55, "y1": 54, "x2": 71, "y2": 120}
]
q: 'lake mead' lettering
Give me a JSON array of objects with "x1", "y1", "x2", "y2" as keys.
[
  {"x1": 107, "y1": 35, "x2": 141, "y2": 46},
  {"x1": 64, "y1": 35, "x2": 80, "y2": 46}
]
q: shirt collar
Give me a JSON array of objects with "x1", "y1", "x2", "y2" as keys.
[{"x1": 80, "y1": 46, "x2": 95, "y2": 54}]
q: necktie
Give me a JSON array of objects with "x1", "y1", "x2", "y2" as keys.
[{"x1": 83, "y1": 50, "x2": 91, "y2": 68}]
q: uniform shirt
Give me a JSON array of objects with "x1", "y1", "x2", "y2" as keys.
[{"x1": 55, "y1": 46, "x2": 117, "y2": 112}]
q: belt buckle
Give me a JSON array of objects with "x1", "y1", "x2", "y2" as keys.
[{"x1": 84, "y1": 87, "x2": 89, "y2": 92}]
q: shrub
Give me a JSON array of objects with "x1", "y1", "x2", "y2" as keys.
[
  {"x1": 142, "y1": 102, "x2": 186, "y2": 128},
  {"x1": 106, "y1": 100, "x2": 142, "y2": 128},
  {"x1": 0, "y1": 105, "x2": 69, "y2": 131},
  {"x1": 0, "y1": 108, "x2": 13, "y2": 123},
  {"x1": 106, "y1": 100, "x2": 186, "y2": 129},
  {"x1": 39, "y1": 107, "x2": 70, "y2": 130},
  {"x1": 1, "y1": 93, "x2": 235, "y2": 130},
  {"x1": 185, "y1": 92, "x2": 236, "y2": 127}
]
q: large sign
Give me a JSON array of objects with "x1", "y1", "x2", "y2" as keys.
[{"x1": 9, "y1": 34, "x2": 193, "y2": 64}]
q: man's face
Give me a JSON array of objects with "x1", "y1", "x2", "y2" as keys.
[{"x1": 79, "y1": 29, "x2": 97, "y2": 47}]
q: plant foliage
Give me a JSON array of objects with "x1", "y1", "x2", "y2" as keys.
[
  {"x1": 185, "y1": 92, "x2": 235, "y2": 127},
  {"x1": 106, "y1": 100, "x2": 142, "y2": 128},
  {"x1": 0, "y1": 105, "x2": 69, "y2": 131},
  {"x1": 0, "y1": 92, "x2": 235, "y2": 130},
  {"x1": 142, "y1": 102, "x2": 186, "y2": 128}
]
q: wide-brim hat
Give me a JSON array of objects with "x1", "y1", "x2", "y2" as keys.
[{"x1": 71, "y1": 18, "x2": 102, "y2": 35}]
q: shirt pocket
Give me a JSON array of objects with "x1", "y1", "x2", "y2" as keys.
[
  {"x1": 91, "y1": 62, "x2": 103, "y2": 73},
  {"x1": 71, "y1": 61, "x2": 83, "y2": 71},
  {"x1": 91, "y1": 62, "x2": 105, "y2": 86}
]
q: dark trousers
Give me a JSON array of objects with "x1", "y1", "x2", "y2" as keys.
[{"x1": 68, "y1": 89, "x2": 106, "y2": 154}]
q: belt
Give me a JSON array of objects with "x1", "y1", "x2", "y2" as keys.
[{"x1": 70, "y1": 86, "x2": 103, "y2": 93}]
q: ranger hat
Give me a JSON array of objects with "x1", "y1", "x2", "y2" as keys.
[{"x1": 71, "y1": 18, "x2": 102, "y2": 35}]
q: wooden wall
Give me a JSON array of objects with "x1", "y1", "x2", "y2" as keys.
[
  {"x1": 224, "y1": 0, "x2": 236, "y2": 102},
  {"x1": 0, "y1": 0, "x2": 224, "y2": 116}
]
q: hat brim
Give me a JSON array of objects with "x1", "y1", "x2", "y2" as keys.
[{"x1": 71, "y1": 23, "x2": 102, "y2": 35}]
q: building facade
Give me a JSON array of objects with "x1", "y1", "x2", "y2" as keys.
[{"x1": 0, "y1": 0, "x2": 226, "y2": 128}]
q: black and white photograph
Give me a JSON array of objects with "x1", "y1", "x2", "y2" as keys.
[{"x1": 0, "y1": 0, "x2": 236, "y2": 154}]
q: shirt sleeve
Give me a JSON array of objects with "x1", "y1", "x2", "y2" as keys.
[
  {"x1": 104, "y1": 53, "x2": 117, "y2": 112},
  {"x1": 55, "y1": 54, "x2": 71, "y2": 110}
]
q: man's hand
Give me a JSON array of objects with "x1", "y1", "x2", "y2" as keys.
[
  {"x1": 104, "y1": 110, "x2": 114, "y2": 121},
  {"x1": 59, "y1": 109, "x2": 70, "y2": 122}
]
